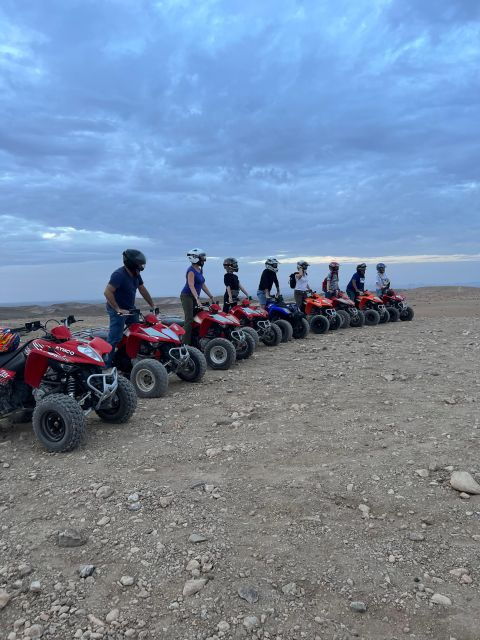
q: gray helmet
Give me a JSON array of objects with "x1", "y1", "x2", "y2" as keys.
[
  {"x1": 265, "y1": 257, "x2": 279, "y2": 272},
  {"x1": 297, "y1": 260, "x2": 309, "y2": 270},
  {"x1": 223, "y1": 257, "x2": 238, "y2": 272}
]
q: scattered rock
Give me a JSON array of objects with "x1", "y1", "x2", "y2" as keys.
[
  {"x1": 431, "y1": 593, "x2": 452, "y2": 606},
  {"x1": 281, "y1": 582, "x2": 297, "y2": 595},
  {"x1": 120, "y1": 576, "x2": 135, "y2": 586},
  {"x1": 350, "y1": 601, "x2": 367, "y2": 613},
  {"x1": 106, "y1": 608, "x2": 120, "y2": 623},
  {"x1": 57, "y1": 528, "x2": 88, "y2": 548},
  {"x1": 127, "y1": 502, "x2": 142, "y2": 511},
  {"x1": 238, "y1": 585, "x2": 259, "y2": 604},
  {"x1": 243, "y1": 616, "x2": 259, "y2": 630},
  {"x1": 29, "y1": 580, "x2": 41, "y2": 593},
  {"x1": 0, "y1": 589, "x2": 11, "y2": 610},
  {"x1": 206, "y1": 447, "x2": 222, "y2": 458},
  {"x1": 128, "y1": 492, "x2": 140, "y2": 502},
  {"x1": 186, "y1": 559, "x2": 200, "y2": 572},
  {"x1": 459, "y1": 492, "x2": 470, "y2": 500},
  {"x1": 449, "y1": 567, "x2": 469, "y2": 578},
  {"x1": 97, "y1": 516, "x2": 111, "y2": 526},
  {"x1": 188, "y1": 533, "x2": 208, "y2": 543},
  {"x1": 159, "y1": 495, "x2": 174, "y2": 508},
  {"x1": 217, "y1": 621, "x2": 231, "y2": 632},
  {"x1": 460, "y1": 574, "x2": 473, "y2": 584},
  {"x1": 183, "y1": 578, "x2": 208, "y2": 597},
  {"x1": 17, "y1": 563, "x2": 32, "y2": 577},
  {"x1": 79, "y1": 564, "x2": 95, "y2": 578},
  {"x1": 25, "y1": 624, "x2": 43, "y2": 638},
  {"x1": 358, "y1": 503, "x2": 370, "y2": 518},
  {"x1": 450, "y1": 471, "x2": 480, "y2": 495},
  {"x1": 96, "y1": 485, "x2": 114, "y2": 499},
  {"x1": 409, "y1": 532, "x2": 425, "y2": 541},
  {"x1": 415, "y1": 469, "x2": 429, "y2": 478}
]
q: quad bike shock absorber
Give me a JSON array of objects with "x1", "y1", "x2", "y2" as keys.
[{"x1": 67, "y1": 375, "x2": 76, "y2": 397}]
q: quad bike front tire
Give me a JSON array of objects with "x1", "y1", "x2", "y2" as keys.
[
  {"x1": 400, "y1": 306, "x2": 414, "y2": 321},
  {"x1": 131, "y1": 359, "x2": 169, "y2": 398},
  {"x1": 274, "y1": 319, "x2": 293, "y2": 342},
  {"x1": 292, "y1": 317, "x2": 310, "y2": 339},
  {"x1": 329, "y1": 313, "x2": 342, "y2": 331},
  {"x1": 386, "y1": 306, "x2": 400, "y2": 322},
  {"x1": 363, "y1": 309, "x2": 380, "y2": 326},
  {"x1": 33, "y1": 393, "x2": 86, "y2": 453},
  {"x1": 308, "y1": 314, "x2": 329, "y2": 334},
  {"x1": 242, "y1": 326, "x2": 260, "y2": 348},
  {"x1": 204, "y1": 338, "x2": 236, "y2": 370},
  {"x1": 261, "y1": 323, "x2": 282, "y2": 347},
  {"x1": 349, "y1": 310, "x2": 365, "y2": 328},
  {"x1": 379, "y1": 309, "x2": 390, "y2": 324},
  {"x1": 176, "y1": 346, "x2": 207, "y2": 382},
  {"x1": 236, "y1": 332, "x2": 255, "y2": 360},
  {"x1": 337, "y1": 309, "x2": 350, "y2": 328},
  {"x1": 96, "y1": 376, "x2": 138, "y2": 423}
]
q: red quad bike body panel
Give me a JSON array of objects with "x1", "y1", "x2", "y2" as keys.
[
  {"x1": 120, "y1": 316, "x2": 185, "y2": 360},
  {"x1": 193, "y1": 304, "x2": 241, "y2": 339},
  {"x1": 24, "y1": 325, "x2": 110, "y2": 388},
  {"x1": 0, "y1": 369, "x2": 16, "y2": 385},
  {"x1": 304, "y1": 293, "x2": 335, "y2": 315},
  {"x1": 330, "y1": 291, "x2": 355, "y2": 309},
  {"x1": 356, "y1": 290, "x2": 384, "y2": 310},
  {"x1": 230, "y1": 299, "x2": 268, "y2": 324},
  {"x1": 381, "y1": 289, "x2": 405, "y2": 305}
]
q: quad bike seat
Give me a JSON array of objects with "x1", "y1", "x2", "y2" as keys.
[
  {"x1": 72, "y1": 327, "x2": 109, "y2": 341},
  {"x1": 161, "y1": 316, "x2": 185, "y2": 327},
  {"x1": 0, "y1": 342, "x2": 31, "y2": 370}
]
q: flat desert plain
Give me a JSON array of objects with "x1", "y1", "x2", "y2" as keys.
[{"x1": 1, "y1": 287, "x2": 479, "y2": 640}]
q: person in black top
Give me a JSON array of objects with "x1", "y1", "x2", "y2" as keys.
[
  {"x1": 257, "y1": 257, "x2": 280, "y2": 308},
  {"x1": 223, "y1": 257, "x2": 249, "y2": 312}
]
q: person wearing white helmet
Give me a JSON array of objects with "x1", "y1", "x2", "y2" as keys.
[
  {"x1": 180, "y1": 248, "x2": 214, "y2": 345},
  {"x1": 292, "y1": 260, "x2": 311, "y2": 311},
  {"x1": 376, "y1": 263, "x2": 390, "y2": 296},
  {"x1": 257, "y1": 257, "x2": 280, "y2": 309}
]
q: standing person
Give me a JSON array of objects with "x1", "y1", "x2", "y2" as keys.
[
  {"x1": 180, "y1": 248, "x2": 214, "y2": 345},
  {"x1": 376, "y1": 263, "x2": 390, "y2": 296},
  {"x1": 293, "y1": 260, "x2": 311, "y2": 311},
  {"x1": 346, "y1": 263, "x2": 367, "y2": 301},
  {"x1": 257, "y1": 257, "x2": 280, "y2": 309},
  {"x1": 223, "y1": 257, "x2": 249, "y2": 312},
  {"x1": 104, "y1": 249, "x2": 155, "y2": 365},
  {"x1": 324, "y1": 261, "x2": 340, "y2": 298}
]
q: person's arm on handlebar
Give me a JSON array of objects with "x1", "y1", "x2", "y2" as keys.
[
  {"x1": 239, "y1": 281, "x2": 249, "y2": 297},
  {"x1": 104, "y1": 284, "x2": 129, "y2": 315},
  {"x1": 138, "y1": 284, "x2": 155, "y2": 310},
  {"x1": 201, "y1": 283, "x2": 214, "y2": 302}
]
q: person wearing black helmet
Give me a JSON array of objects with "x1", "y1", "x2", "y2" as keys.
[
  {"x1": 346, "y1": 263, "x2": 367, "y2": 301},
  {"x1": 223, "y1": 257, "x2": 249, "y2": 312},
  {"x1": 103, "y1": 249, "x2": 155, "y2": 365}
]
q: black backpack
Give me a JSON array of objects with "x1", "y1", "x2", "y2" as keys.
[{"x1": 289, "y1": 272, "x2": 298, "y2": 289}]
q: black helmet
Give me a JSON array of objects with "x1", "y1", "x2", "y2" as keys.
[
  {"x1": 123, "y1": 249, "x2": 146, "y2": 273},
  {"x1": 356, "y1": 263, "x2": 367, "y2": 272}
]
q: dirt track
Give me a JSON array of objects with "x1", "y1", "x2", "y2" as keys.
[{"x1": 1, "y1": 288, "x2": 479, "y2": 640}]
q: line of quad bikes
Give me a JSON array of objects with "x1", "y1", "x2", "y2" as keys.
[{"x1": 0, "y1": 288, "x2": 413, "y2": 454}]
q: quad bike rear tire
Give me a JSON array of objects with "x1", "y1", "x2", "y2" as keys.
[
  {"x1": 386, "y1": 306, "x2": 400, "y2": 322},
  {"x1": 236, "y1": 332, "x2": 255, "y2": 360},
  {"x1": 204, "y1": 338, "x2": 236, "y2": 370},
  {"x1": 400, "y1": 306, "x2": 414, "y2": 321},
  {"x1": 329, "y1": 313, "x2": 342, "y2": 330},
  {"x1": 292, "y1": 317, "x2": 310, "y2": 339},
  {"x1": 33, "y1": 393, "x2": 86, "y2": 453},
  {"x1": 337, "y1": 310, "x2": 350, "y2": 328},
  {"x1": 363, "y1": 309, "x2": 380, "y2": 326},
  {"x1": 176, "y1": 346, "x2": 207, "y2": 382},
  {"x1": 275, "y1": 319, "x2": 293, "y2": 342},
  {"x1": 349, "y1": 310, "x2": 365, "y2": 328},
  {"x1": 96, "y1": 376, "x2": 138, "y2": 423},
  {"x1": 131, "y1": 359, "x2": 169, "y2": 398},
  {"x1": 261, "y1": 323, "x2": 282, "y2": 347},
  {"x1": 308, "y1": 314, "x2": 329, "y2": 334},
  {"x1": 379, "y1": 309, "x2": 390, "y2": 324},
  {"x1": 242, "y1": 326, "x2": 260, "y2": 348}
]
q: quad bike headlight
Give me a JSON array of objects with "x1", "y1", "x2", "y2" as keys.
[{"x1": 77, "y1": 345, "x2": 104, "y2": 362}]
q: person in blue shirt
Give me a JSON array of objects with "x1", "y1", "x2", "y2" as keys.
[
  {"x1": 103, "y1": 249, "x2": 155, "y2": 365},
  {"x1": 180, "y1": 248, "x2": 214, "y2": 345},
  {"x1": 346, "y1": 263, "x2": 367, "y2": 301}
]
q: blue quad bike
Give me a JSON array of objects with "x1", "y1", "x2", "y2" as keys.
[{"x1": 265, "y1": 295, "x2": 310, "y2": 341}]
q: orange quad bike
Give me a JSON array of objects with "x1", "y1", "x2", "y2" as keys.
[
  {"x1": 355, "y1": 290, "x2": 389, "y2": 326},
  {"x1": 303, "y1": 292, "x2": 340, "y2": 334}
]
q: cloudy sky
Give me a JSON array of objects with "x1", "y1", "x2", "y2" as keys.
[{"x1": 1, "y1": 0, "x2": 479, "y2": 303}]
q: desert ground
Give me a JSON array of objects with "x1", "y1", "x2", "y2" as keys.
[{"x1": 1, "y1": 286, "x2": 479, "y2": 640}]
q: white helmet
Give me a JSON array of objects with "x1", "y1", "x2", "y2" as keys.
[
  {"x1": 265, "y1": 257, "x2": 279, "y2": 272},
  {"x1": 187, "y1": 248, "x2": 206, "y2": 264}
]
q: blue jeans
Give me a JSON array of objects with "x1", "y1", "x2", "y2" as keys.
[
  {"x1": 106, "y1": 306, "x2": 138, "y2": 366},
  {"x1": 256, "y1": 290, "x2": 267, "y2": 306},
  {"x1": 346, "y1": 290, "x2": 355, "y2": 301}
]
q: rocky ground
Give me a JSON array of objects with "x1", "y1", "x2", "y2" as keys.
[{"x1": 1, "y1": 287, "x2": 479, "y2": 640}]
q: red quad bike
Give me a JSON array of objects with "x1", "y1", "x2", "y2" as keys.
[
  {"x1": 330, "y1": 291, "x2": 365, "y2": 328},
  {"x1": 303, "y1": 292, "x2": 337, "y2": 334},
  {"x1": 228, "y1": 298, "x2": 282, "y2": 347},
  {"x1": 356, "y1": 291, "x2": 389, "y2": 326},
  {"x1": 74, "y1": 309, "x2": 207, "y2": 398},
  {"x1": 163, "y1": 303, "x2": 255, "y2": 370},
  {"x1": 0, "y1": 317, "x2": 137, "y2": 453},
  {"x1": 381, "y1": 289, "x2": 414, "y2": 322}
]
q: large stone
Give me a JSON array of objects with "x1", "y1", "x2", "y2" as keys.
[
  {"x1": 0, "y1": 589, "x2": 11, "y2": 610},
  {"x1": 238, "y1": 585, "x2": 259, "y2": 604},
  {"x1": 57, "y1": 528, "x2": 88, "y2": 548},
  {"x1": 106, "y1": 608, "x2": 120, "y2": 623},
  {"x1": 431, "y1": 593, "x2": 452, "y2": 606},
  {"x1": 25, "y1": 624, "x2": 43, "y2": 638},
  {"x1": 350, "y1": 601, "x2": 367, "y2": 613},
  {"x1": 183, "y1": 578, "x2": 207, "y2": 597},
  {"x1": 96, "y1": 485, "x2": 114, "y2": 499},
  {"x1": 188, "y1": 533, "x2": 208, "y2": 543},
  {"x1": 450, "y1": 471, "x2": 480, "y2": 495}
]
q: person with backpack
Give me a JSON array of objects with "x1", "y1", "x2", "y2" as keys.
[
  {"x1": 289, "y1": 260, "x2": 311, "y2": 311},
  {"x1": 223, "y1": 257, "x2": 249, "y2": 312},
  {"x1": 103, "y1": 249, "x2": 155, "y2": 365},
  {"x1": 376, "y1": 263, "x2": 390, "y2": 296},
  {"x1": 322, "y1": 261, "x2": 340, "y2": 298},
  {"x1": 346, "y1": 263, "x2": 367, "y2": 301},
  {"x1": 257, "y1": 257, "x2": 280, "y2": 308},
  {"x1": 180, "y1": 248, "x2": 214, "y2": 345}
]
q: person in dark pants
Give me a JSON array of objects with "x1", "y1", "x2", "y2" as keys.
[
  {"x1": 257, "y1": 257, "x2": 280, "y2": 309},
  {"x1": 103, "y1": 249, "x2": 155, "y2": 366},
  {"x1": 346, "y1": 263, "x2": 367, "y2": 301},
  {"x1": 222, "y1": 257, "x2": 249, "y2": 312},
  {"x1": 180, "y1": 248, "x2": 214, "y2": 345}
]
